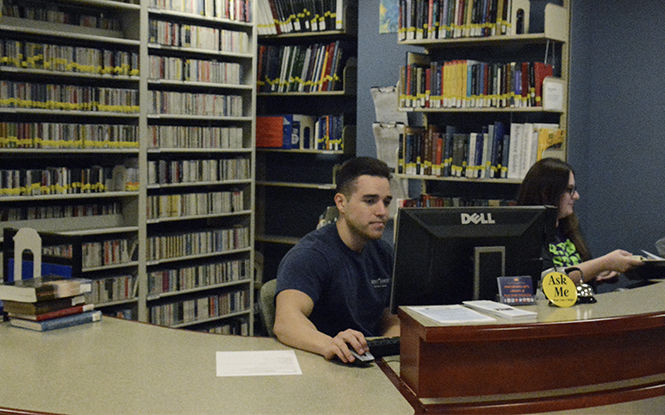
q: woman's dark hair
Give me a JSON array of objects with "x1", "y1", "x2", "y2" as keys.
[
  {"x1": 335, "y1": 157, "x2": 391, "y2": 196},
  {"x1": 517, "y1": 158, "x2": 591, "y2": 260}
]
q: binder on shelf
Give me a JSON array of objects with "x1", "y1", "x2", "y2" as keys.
[
  {"x1": 256, "y1": 116, "x2": 284, "y2": 147},
  {"x1": 256, "y1": 114, "x2": 316, "y2": 149}
]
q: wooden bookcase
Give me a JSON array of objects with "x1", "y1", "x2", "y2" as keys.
[
  {"x1": 395, "y1": 0, "x2": 570, "y2": 206},
  {"x1": 0, "y1": 0, "x2": 256, "y2": 335},
  {"x1": 253, "y1": 0, "x2": 357, "y2": 306}
]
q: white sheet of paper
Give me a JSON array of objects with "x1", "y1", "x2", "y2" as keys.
[
  {"x1": 542, "y1": 78, "x2": 564, "y2": 111},
  {"x1": 216, "y1": 350, "x2": 302, "y2": 377},
  {"x1": 372, "y1": 122, "x2": 404, "y2": 170},
  {"x1": 407, "y1": 305, "x2": 496, "y2": 324},
  {"x1": 371, "y1": 86, "x2": 408, "y2": 124}
]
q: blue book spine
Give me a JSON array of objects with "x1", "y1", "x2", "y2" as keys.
[
  {"x1": 474, "y1": 133, "x2": 484, "y2": 179},
  {"x1": 282, "y1": 114, "x2": 294, "y2": 149},
  {"x1": 8, "y1": 259, "x2": 72, "y2": 283},
  {"x1": 501, "y1": 134, "x2": 510, "y2": 178},
  {"x1": 11, "y1": 310, "x2": 102, "y2": 332}
]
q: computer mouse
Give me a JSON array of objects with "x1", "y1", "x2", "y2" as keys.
[{"x1": 349, "y1": 349, "x2": 375, "y2": 366}]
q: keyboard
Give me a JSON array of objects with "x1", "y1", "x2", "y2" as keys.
[{"x1": 366, "y1": 336, "x2": 400, "y2": 358}]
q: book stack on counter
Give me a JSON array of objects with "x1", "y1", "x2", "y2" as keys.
[
  {"x1": 0, "y1": 276, "x2": 101, "y2": 331},
  {"x1": 463, "y1": 300, "x2": 538, "y2": 323}
]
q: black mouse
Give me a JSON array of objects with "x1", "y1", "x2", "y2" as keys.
[{"x1": 349, "y1": 349, "x2": 375, "y2": 366}]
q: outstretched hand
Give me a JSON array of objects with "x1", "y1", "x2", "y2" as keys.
[{"x1": 602, "y1": 250, "x2": 644, "y2": 273}]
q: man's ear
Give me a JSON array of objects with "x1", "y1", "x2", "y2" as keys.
[{"x1": 333, "y1": 192, "x2": 346, "y2": 214}]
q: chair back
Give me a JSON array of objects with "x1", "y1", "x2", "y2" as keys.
[{"x1": 259, "y1": 279, "x2": 277, "y2": 336}]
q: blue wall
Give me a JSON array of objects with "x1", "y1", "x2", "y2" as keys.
[
  {"x1": 568, "y1": 0, "x2": 665, "y2": 256},
  {"x1": 357, "y1": 0, "x2": 665, "y2": 256}
]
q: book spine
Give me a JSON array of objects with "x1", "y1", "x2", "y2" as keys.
[
  {"x1": 11, "y1": 310, "x2": 102, "y2": 331},
  {"x1": 10, "y1": 304, "x2": 94, "y2": 321}
]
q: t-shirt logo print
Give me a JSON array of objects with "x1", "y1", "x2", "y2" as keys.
[
  {"x1": 549, "y1": 239, "x2": 581, "y2": 268},
  {"x1": 371, "y1": 278, "x2": 390, "y2": 288}
]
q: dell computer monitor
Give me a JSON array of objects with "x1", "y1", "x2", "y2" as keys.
[{"x1": 389, "y1": 206, "x2": 557, "y2": 313}]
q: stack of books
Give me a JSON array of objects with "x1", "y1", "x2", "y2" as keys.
[{"x1": 0, "y1": 276, "x2": 101, "y2": 331}]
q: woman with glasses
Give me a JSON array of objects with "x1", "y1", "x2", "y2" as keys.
[{"x1": 517, "y1": 158, "x2": 643, "y2": 288}]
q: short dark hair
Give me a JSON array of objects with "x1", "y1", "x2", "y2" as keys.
[{"x1": 335, "y1": 157, "x2": 391, "y2": 196}]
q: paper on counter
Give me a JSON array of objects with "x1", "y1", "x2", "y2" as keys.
[
  {"x1": 216, "y1": 350, "x2": 302, "y2": 377},
  {"x1": 407, "y1": 304, "x2": 496, "y2": 324}
]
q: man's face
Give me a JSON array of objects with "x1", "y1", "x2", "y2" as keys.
[{"x1": 338, "y1": 175, "x2": 392, "y2": 241}]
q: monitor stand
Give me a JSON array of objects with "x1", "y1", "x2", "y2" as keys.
[{"x1": 473, "y1": 246, "x2": 505, "y2": 300}]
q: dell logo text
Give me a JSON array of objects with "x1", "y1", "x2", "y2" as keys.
[{"x1": 460, "y1": 213, "x2": 496, "y2": 225}]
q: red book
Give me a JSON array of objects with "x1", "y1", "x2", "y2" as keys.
[
  {"x1": 434, "y1": 132, "x2": 444, "y2": 176},
  {"x1": 319, "y1": 42, "x2": 334, "y2": 91},
  {"x1": 521, "y1": 62, "x2": 530, "y2": 105},
  {"x1": 425, "y1": 66, "x2": 431, "y2": 107},
  {"x1": 456, "y1": 0, "x2": 466, "y2": 37},
  {"x1": 534, "y1": 62, "x2": 553, "y2": 106},
  {"x1": 2, "y1": 295, "x2": 86, "y2": 315},
  {"x1": 255, "y1": 116, "x2": 284, "y2": 147},
  {"x1": 427, "y1": 0, "x2": 434, "y2": 38},
  {"x1": 8, "y1": 303, "x2": 95, "y2": 321},
  {"x1": 267, "y1": 0, "x2": 282, "y2": 34}
]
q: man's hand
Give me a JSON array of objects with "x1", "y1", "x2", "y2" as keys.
[
  {"x1": 323, "y1": 329, "x2": 368, "y2": 363},
  {"x1": 274, "y1": 290, "x2": 369, "y2": 363}
]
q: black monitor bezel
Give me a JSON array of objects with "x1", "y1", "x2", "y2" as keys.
[{"x1": 389, "y1": 205, "x2": 557, "y2": 313}]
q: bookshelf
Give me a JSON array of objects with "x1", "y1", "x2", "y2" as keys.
[
  {"x1": 0, "y1": 0, "x2": 256, "y2": 335},
  {"x1": 253, "y1": 0, "x2": 357, "y2": 307},
  {"x1": 394, "y1": 0, "x2": 570, "y2": 207}
]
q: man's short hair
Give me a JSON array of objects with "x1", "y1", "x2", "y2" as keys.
[{"x1": 335, "y1": 157, "x2": 391, "y2": 196}]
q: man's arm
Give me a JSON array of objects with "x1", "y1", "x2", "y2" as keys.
[
  {"x1": 273, "y1": 289, "x2": 368, "y2": 363},
  {"x1": 380, "y1": 308, "x2": 400, "y2": 337}
]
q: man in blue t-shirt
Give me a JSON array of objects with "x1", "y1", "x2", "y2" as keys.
[{"x1": 274, "y1": 157, "x2": 399, "y2": 364}]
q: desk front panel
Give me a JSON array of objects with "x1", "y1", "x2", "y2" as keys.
[{"x1": 399, "y1": 281, "x2": 665, "y2": 402}]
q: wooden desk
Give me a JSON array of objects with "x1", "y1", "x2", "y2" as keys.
[
  {"x1": 386, "y1": 280, "x2": 665, "y2": 414},
  {"x1": 0, "y1": 317, "x2": 413, "y2": 415}
]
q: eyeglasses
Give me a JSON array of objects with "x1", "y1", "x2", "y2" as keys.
[{"x1": 565, "y1": 185, "x2": 577, "y2": 196}]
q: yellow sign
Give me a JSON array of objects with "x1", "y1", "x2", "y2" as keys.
[{"x1": 542, "y1": 271, "x2": 577, "y2": 308}]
